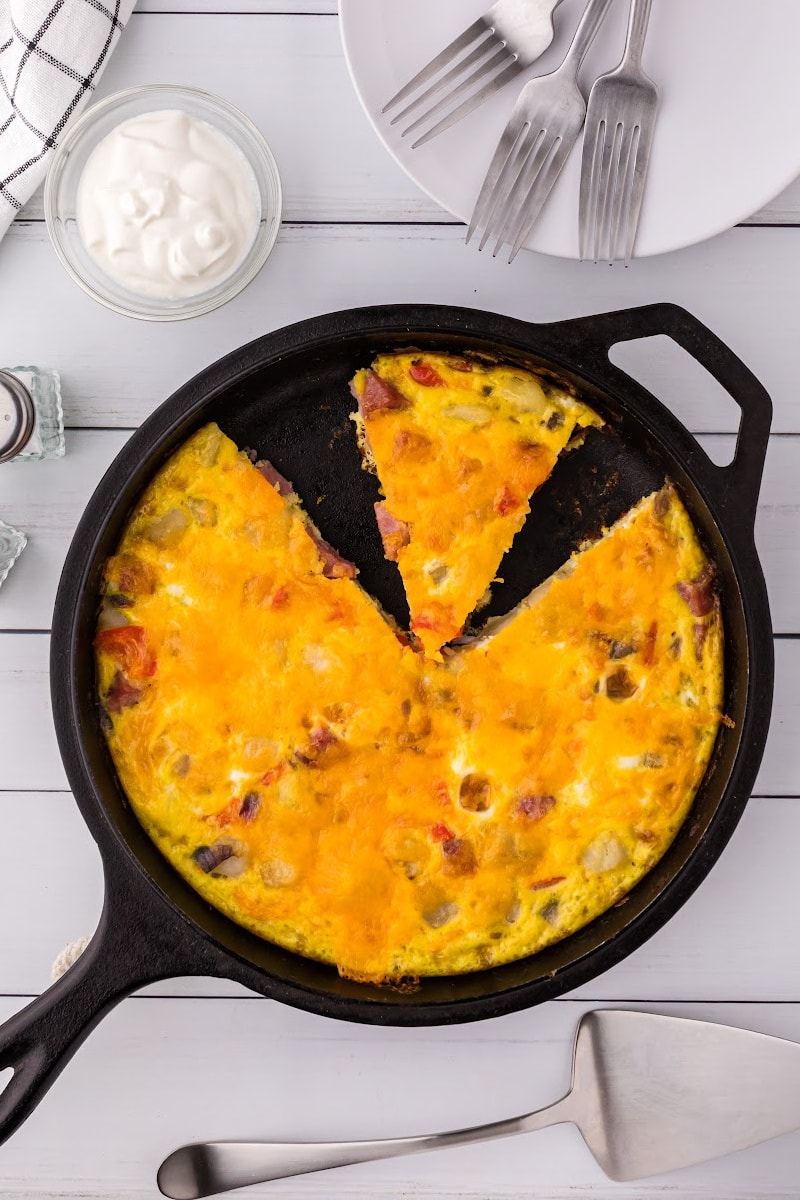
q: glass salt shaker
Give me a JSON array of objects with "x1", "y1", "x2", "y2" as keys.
[
  {"x1": 0, "y1": 519, "x2": 26, "y2": 588},
  {"x1": 0, "y1": 367, "x2": 64, "y2": 463},
  {"x1": 0, "y1": 367, "x2": 64, "y2": 588}
]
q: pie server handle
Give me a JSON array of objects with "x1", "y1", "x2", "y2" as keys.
[{"x1": 157, "y1": 1096, "x2": 575, "y2": 1199}]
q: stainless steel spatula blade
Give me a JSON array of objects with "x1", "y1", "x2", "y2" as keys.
[
  {"x1": 158, "y1": 1010, "x2": 800, "y2": 1198},
  {"x1": 572, "y1": 1009, "x2": 800, "y2": 1181}
]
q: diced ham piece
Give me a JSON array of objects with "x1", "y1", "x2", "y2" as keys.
[
  {"x1": 309, "y1": 725, "x2": 338, "y2": 754},
  {"x1": 307, "y1": 528, "x2": 357, "y2": 579},
  {"x1": 494, "y1": 485, "x2": 521, "y2": 516},
  {"x1": 353, "y1": 370, "x2": 410, "y2": 416},
  {"x1": 517, "y1": 794, "x2": 556, "y2": 820},
  {"x1": 295, "y1": 724, "x2": 338, "y2": 767},
  {"x1": 374, "y1": 501, "x2": 410, "y2": 562},
  {"x1": 105, "y1": 670, "x2": 144, "y2": 713},
  {"x1": 256, "y1": 459, "x2": 294, "y2": 498},
  {"x1": 676, "y1": 563, "x2": 716, "y2": 617}
]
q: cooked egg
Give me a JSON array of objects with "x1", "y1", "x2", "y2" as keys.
[{"x1": 94, "y1": 422, "x2": 724, "y2": 982}]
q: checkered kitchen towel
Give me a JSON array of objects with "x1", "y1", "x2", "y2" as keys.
[{"x1": 0, "y1": 0, "x2": 134, "y2": 240}]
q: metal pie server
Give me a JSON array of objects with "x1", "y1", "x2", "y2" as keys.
[{"x1": 158, "y1": 1009, "x2": 800, "y2": 1198}]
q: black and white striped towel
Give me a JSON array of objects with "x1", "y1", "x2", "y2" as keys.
[{"x1": 0, "y1": 0, "x2": 135, "y2": 240}]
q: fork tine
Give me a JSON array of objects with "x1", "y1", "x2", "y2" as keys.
[
  {"x1": 400, "y1": 45, "x2": 514, "y2": 139},
  {"x1": 506, "y1": 137, "x2": 568, "y2": 262},
  {"x1": 389, "y1": 34, "x2": 498, "y2": 128},
  {"x1": 479, "y1": 126, "x2": 543, "y2": 251},
  {"x1": 490, "y1": 129, "x2": 554, "y2": 255},
  {"x1": 595, "y1": 118, "x2": 623, "y2": 262},
  {"x1": 623, "y1": 122, "x2": 653, "y2": 264},
  {"x1": 609, "y1": 123, "x2": 638, "y2": 262},
  {"x1": 578, "y1": 117, "x2": 606, "y2": 261},
  {"x1": 382, "y1": 19, "x2": 487, "y2": 114},
  {"x1": 466, "y1": 115, "x2": 530, "y2": 246},
  {"x1": 411, "y1": 60, "x2": 522, "y2": 149}
]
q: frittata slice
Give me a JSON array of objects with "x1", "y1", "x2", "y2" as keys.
[
  {"x1": 427, "y1": 486, "x2": 724, "y2": 973},
  {"x1": 94, "y1": 423, "x2": 426, "y2": 974},
  {"x1": 350, "y1": 352, "x2": 602, "y2": 659}
]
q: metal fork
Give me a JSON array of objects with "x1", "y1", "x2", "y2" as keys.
[
  {"x1": 579, "y1": 0, "x2": 658, "y2": 264},
  {"x1": 382, "y1": 0, "x2": 565, "y2": 150},
  {"x1": 467, "y1": 0, "x2": 614, "y2": 262}
]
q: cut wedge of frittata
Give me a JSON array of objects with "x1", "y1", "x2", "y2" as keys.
[{"x1": 350, "y1": 352, "x2": 602, "y2": 658}]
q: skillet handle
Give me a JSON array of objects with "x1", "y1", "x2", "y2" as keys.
[
  {"x1": 543, "y1": 302, "x2": 772, "y2": 525},
  {"x1": 0, "y1": 871, "x2": 204, "y2": 1147}
]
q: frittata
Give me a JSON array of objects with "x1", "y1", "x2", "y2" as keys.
[
  {"x1": 94, "y1": 420, "x2": 724, "y2": 982},
  {"x1": 350, "y1": 353, "x2": 602, "y2": 658}
]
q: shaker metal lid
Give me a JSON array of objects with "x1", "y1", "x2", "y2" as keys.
[{"x1": 0, "y1": 370, "x2": 35, "y2": 463}]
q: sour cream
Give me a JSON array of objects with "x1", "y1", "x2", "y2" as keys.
[{"x1": 76, "y1": 109, "x2": 260, "y2": 299}]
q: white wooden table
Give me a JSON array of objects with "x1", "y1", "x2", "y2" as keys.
[{"x1": 1, "y1": 3, "x2": 800, "y2": 1197}]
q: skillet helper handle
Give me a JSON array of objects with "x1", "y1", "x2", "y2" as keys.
[{"x1": 549, "y1": 302, "x2": 772, "y2": 525}]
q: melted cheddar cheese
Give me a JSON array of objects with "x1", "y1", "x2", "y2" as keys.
[
  {"x1": 95, "y1": 423, "x2": 724, "y2": 981},
  {"x1": 351, "y1": 353, "x2": 602, "y2": 658}
]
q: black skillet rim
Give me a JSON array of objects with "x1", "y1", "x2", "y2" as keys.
[{"x1": 50, "y1": 302, "x2": 774, "y2": 1026}]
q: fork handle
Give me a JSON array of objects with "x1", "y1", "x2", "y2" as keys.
[
  {"x1": 560, "y1": 0, "x2": 615, "y2": 76},
  {"x1": 623, "y1": 0, "x2": 654, "y2": 67}
]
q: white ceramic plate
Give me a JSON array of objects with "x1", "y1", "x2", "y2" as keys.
[{"x1": 340, "y1": 0, "x2": 800, "y2": 259}]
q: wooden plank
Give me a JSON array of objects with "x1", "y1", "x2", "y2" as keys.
[
  {"x1": 1, "y1": 221, "x2": 798, "y2": 432},
  {"x1": 0, "y1": 433, "x2": 797, "y2": 634},
  {"x1": 2, "y1": 995, "x2": 800, "y2": 1197},
  {"x1": 1, "y1": 792, "x2": 799, "y2": 1004}
]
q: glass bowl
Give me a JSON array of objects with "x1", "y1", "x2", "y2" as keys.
[{"x1": 44, "y1": 85, "x2": 282, "y2": 321}]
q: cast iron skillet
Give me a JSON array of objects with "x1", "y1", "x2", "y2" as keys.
[{"x1": 0, "y1": 302, "x2": 773, "y2": 1146}]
